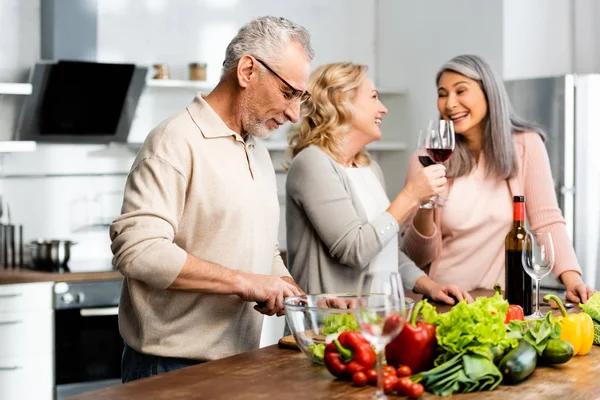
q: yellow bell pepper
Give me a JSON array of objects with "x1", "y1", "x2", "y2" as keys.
[{"x1": 544, "y1": 294, "x2": 594, "y2": 355}]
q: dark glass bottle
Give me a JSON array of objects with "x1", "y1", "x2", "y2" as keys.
[{"x1": 504, "y1": 195, "x2": 533, "y2": 315}]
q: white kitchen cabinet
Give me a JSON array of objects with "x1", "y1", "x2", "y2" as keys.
[
  {"x1": 0, "y1": 282, "x2": 54, "y2": 400},
  {"x1": 0, "y1": 354, "x2": 53, "y2": 400},
  {"x1": 0, "y1": 282, "x2": 53, "y2": 312},
  {"x1": 0, "y1": 310, "x2": 53, "y2": 356}
]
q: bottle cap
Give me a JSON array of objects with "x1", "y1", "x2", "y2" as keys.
[{"x1": 513, "y1": 195, "x2": 525, "y2": 203}]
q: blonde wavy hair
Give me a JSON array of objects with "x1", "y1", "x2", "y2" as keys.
[{"x1": 288, "y1": 62, "x2": 371, "y2": 166}]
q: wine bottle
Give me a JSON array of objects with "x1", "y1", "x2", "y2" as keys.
[{"x1": 504, "y1": 195, "x2": 533, "y2": 315}]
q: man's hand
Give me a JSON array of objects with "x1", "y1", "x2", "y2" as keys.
[
  {"x1": 414, "y1": 276, "x2": 473, "y2": 305},
  {"x1": 280, "y1": 276, "x2": 305, "y2": 295},
  {"x1": 237, "y1": 273, "x2": 302, "y2": 317},
  {"x1": 561, "y1": 271, "x2": 595, "y2": 304}
]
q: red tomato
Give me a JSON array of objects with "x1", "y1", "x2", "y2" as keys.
[
  {"x1": 366, "y1": 369, "x2": 378, "y2": 385},
  {"x1": 352, "y1": 371, "x2": 367, "y2": 387},
  {"x1": 406, "y1": 382, "x2": 425, "y2": 398},
  {"x1": 382, "y1": 365, "x2": 396, "y2": 375},
  {"x1": 396, "y1": 365, "x2": 412, "y2": 377},
  {"x1": 395, "y1": 377, "x2": 413, "y2": 396},
  {"x1": 383, "y1": 376, "x2": 397, "y2": 394}
]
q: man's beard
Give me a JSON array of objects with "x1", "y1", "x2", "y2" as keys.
[{"x1": 241, "y1": 98, "x2": 279, "y2": 139}]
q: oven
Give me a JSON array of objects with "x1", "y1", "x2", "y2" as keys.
[{"x1": 53, "y1": 280, "x2": 123, "y2": 399}]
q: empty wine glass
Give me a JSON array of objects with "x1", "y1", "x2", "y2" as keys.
[
  {"x1": 522, "y1": 232, "x2": 555, "y2": 319},
  {"x1": 356, "y1": 271, "x2": 407, "y2": 400}
]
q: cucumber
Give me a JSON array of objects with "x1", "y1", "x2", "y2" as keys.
[
  {"x1": 539, "y1": 339, "x2": 574, "y2": 365},
  {"x1": 498, "y1": 340, "x2": 537, "y2": 385}
]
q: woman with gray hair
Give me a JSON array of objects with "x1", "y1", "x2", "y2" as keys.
[{"x1": 402, "y1": 54, "x2": 594, "y2": 304}]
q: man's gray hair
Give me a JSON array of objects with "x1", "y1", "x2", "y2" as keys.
[
  {"x1": 436, "y1": 54, "x2": 546, "y2": 180},
  {"x1": 221, "y1": 16, "x2": 314, "y2": 79}
]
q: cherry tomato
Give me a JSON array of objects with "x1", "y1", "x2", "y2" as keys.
[
  {"x1": 396, "y1": 365, "x2": 412, "y2": 377},
  {"x1": 366, "y1": 369, "x2": 378, "y2": 385},
  {"x1": 352, "y1": 371, "x2": 368, "y2": 387},
  {"x1": 346, "y1": 363, "x2": 364, "y2": 378},
  {"x1": 406, "y1": 382, "x2": 425, "y2": 398},
  {"x1": 395, "y1": 377, "x2": 413, "y2": 396},
  {"x1": 382, "y1": 365, "x2": 396, "y2": 375},
  {"x1": 383, "y1": 375, "x2": 397, "y2": 394}
]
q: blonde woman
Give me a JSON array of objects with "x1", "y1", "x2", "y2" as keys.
[{"x1": 285, "y1": 62, "x2": 471, "y2": 305}]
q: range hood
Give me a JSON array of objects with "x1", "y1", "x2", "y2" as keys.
[{"x1": 16, "y1": 60, "x2": 147, "y2": 144}]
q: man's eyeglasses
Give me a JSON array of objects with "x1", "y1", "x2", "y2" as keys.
[{"x1": 255, "y1": 58, "x2": 311, "y2": 103}]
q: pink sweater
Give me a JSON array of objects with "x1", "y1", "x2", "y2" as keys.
[{"x1": 402, "y1": 131, "x2": 581, "y2": 290}]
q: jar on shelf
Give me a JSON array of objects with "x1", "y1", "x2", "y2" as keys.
[
  {"x1": 153, "y1": 63, "x2": 171, "y2": 80},
  {"x1": 189, "y1": 63, "x2": 207, "y2": 81}
]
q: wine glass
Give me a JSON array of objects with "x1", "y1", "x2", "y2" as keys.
[
  {"x1": 416, "y1": 129, "x2": 436, "y2": 209},
  {"x1": 417, "y1": 119, "x2": 455, "y2": 208},
  {"x1": 522, "y1": 232, "x2": 555, "y2": 319},
  {"x1": 356, "y1": 271, "x2": 407, "y2": 400}
]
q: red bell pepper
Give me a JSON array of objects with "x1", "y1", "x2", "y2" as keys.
[
  {"x1": 385, "y1": 300, "x2": 437, "y2": 373},
  {"x1": 494, "y1": 284, "x2": 525, "y2": 324},
  {"x1": 323, "y1": 331, "x2": 376, "y2": 380}
]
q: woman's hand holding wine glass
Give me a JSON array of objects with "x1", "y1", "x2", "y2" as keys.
[
  {"x1": 405, "y1": 164, "x2": 447, "y2": 205},
  {"x1": 416, "y1": 119, "x2": 455, "y2": 208}
]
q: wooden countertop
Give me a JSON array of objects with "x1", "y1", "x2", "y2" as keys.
[
  {"x1": 68, "y1": 290, "x2": 599, "y2": 400},
  {"x1": 0, "y1": 267, "x2": 122, "y2": 284}
]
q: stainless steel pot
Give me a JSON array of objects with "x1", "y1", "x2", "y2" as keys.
[{"x1": 29, "y1": 240, "x2": 77, "y2": 271}]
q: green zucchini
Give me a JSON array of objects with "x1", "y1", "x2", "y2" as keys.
[
  {"x1": 539, "y1": 339, "x2": 574, "y2": 365},
  {"x1": 498, "y1": 340, "x2": 537, "y2": 385}
]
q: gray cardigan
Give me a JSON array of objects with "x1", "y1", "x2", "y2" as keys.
[{"x1": 285, "y1": 146, "x2": 426, "y2": 294}]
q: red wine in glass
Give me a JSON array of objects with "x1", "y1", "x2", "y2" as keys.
[
  {"x1": 418, "y1": 155, "x2": 436, "y2": 167},
  {"x1": 426, "y1": 148, "x2": 453, "y2": 163}
]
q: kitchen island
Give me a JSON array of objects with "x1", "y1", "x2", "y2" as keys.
[{"x1": 68, "y1": 290, "x2": 600, "y2": 400}]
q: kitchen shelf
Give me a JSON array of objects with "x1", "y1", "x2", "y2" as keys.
[
  {"x1": 377, "y1": 86, "x2": 408, "y2": 95},
  {"x1": 0, "y1": 141, "x2": 36, "y2": 153},
  {"x1": 261, "y1": 140, "x2": 407, "y2": 152},
  {"x1": 114, "y1": 140, "x2": 407, "y2": 154},
  {"x1": 0, "y1": 83, "x2": 32, "y2": 95},
  {"x1": 145, "y1": 79, "x2": 216, "y2": 92}
]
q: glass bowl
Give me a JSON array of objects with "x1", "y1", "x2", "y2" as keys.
[{"x1": 283, "y1": 293, "x2": 415, "y2": 364}]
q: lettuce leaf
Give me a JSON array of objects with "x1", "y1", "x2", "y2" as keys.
[
  {"x1": 580, "y1": 292, "x2": 600, "y2": 324},
  {"x1": 433, "y1": 293, "x2": 517, "y2": 365},
  {"x1": 322, "y1": 314, "x2": 359, "y2": 335},
  {"x1": 506, "y1": 311, "x2": 561, "y2": 355}
]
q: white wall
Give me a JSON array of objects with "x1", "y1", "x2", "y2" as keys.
[
  {"x1": 503, "y1": 0, "x2": 573, "y2": 79},
  {"x1": 96, "y1": 0, "x2": 375, "y2": 83},
  {"x1": 573, "y1": 0, "x2": 600, "y2": 73},
  {"x1": 0, "y1": 0, "x2": 40, "y2": 141}
]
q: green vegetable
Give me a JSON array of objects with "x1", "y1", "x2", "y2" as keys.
[
  {"x1": 498, "y1": 340, "x2": 537, "y2": 385},
  {"x1": 506, "y1": 311, "x2": 562, "y2": 355},
  {"x1": 322, "y1": 314, "x2": 359, "y2": 335},
  {"x1": 432, "y1": 292, "x2": 517, "y2": 365},
  {"x1": 580, "y1": 292, "x2": 600, "y2": 323},
  {"x1": 491, "y1": 345, "x2": 505, "y2": 365},
  {"x1": 593, "y1": 321, "x2": 600, "y2": 346},
  {"x1": 539, "y1": 339, "x2": 574, "y2": 365},
  {"x1": 412, "y1": 352, "x2": 502, "y2": 396},
  {"x1": 309, "y1": 343, "x2": 325, "y2": 362}
]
